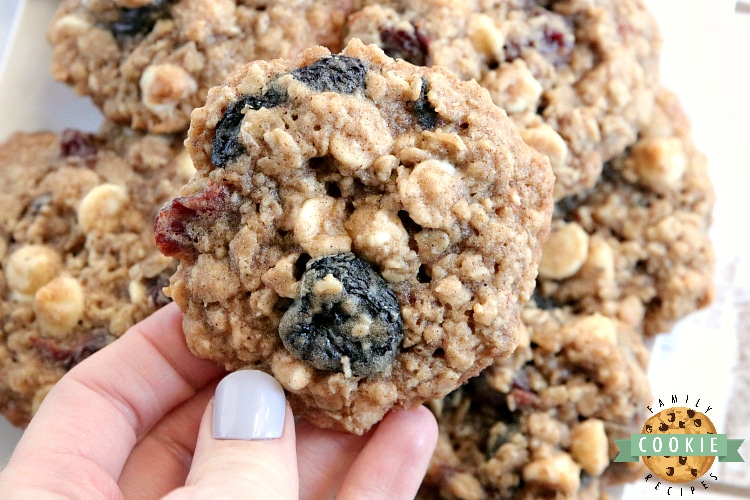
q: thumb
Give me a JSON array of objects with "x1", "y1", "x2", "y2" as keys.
[{"x1": 164, "y1": 370, "x2": 298, "y2": 500}]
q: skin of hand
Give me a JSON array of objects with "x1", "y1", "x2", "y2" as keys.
[{"x1": 0, "y1": 302, "x2": 438, "y2": 499}]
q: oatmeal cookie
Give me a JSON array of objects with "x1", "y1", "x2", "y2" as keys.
[
  {"x1": 420, "y1": 305, "x2": 652, "y2": 499},
  {"x1": 0, "y1": 125, "x2": 191, "y2": 427},
  {"x1": 154, "y1": 40, "x2": 555, "y2": 433},
  {"x1": 47, "y1": 0, "x2": 356, "y2": 134},
  {"x1": 345, "y1": 0, "x2": 660, "y2": 199},
  {"x1": 534, "y1": 88, "x2": 715, "y2": 336}
]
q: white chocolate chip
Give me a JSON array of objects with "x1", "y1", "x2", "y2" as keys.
[
  {"x1": 140, "y1": 64, "x2": 198, "y2": 115},
  {"x1": 482, "y1": 59, "x2": 542, "y2": 114},
  {"x1": 51, "y1": 14, "x2": 91, "y2": 36},
  {"x1": 538, "y1": 222, "x2": 590, "y2": 280},
  {"x1": 77, "y1": 183, "x2": 129, "y2": 234},
  {"x1": 570, "y1": 419, "x2": 609, "y2": 476},
  {"x1": 629, "y1": 137, "x2": 687, "y2": 192},
  {"x1": 468, "y1": 14, "x2": 505, "y2": 59},
  {"x1": 34, "y1": 276, "x2": 85, "y2": 338},
  {"x1": 294, "y1": 196, "x2": 352, "y2": 257},
  {"x1": 569, "y1": 314, "x2": 618, "y2": 345},
  {"x1": 6, "y1": 245, "x2": 63, "y2": 295},
  {"x1": 522, "y1": 454, "x2": 581, "y2": 493},
  {"x1": 397, "y1": 160, "x2": 467, "y2": 229},
  {"x1": 174, "y1": 149, "x2": 197, "y2": 179},
  {"x1": 128, "y1": 279, "x2": 147, "y2": 305},
  {"x1": 345, "y1": 206, "x2": 409, "y2": 263},
  {"x1": 521, "y1": 123, "x2": 569, "y2": 169},
  {"x1": 271, "y1": 351, "x2": 314, "y2": 391}
]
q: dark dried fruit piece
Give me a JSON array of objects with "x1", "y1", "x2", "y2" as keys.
[
  {"x1": 291, "y1": 55, "x2": 368, "y2": 94},
  {"x1": 154, "y1": 183, "x2": 232, "y2": 261},
  {"x1": 379, "y1": 25, "x2": 430, "y2": 66},
  {"x1": 146, "y1": 270, "x2": 174, "y2": 307},
  {"x1": 410, "y1": 78, "x2": 438, "y2": 130},
  {"x1": 530, "y1": 289, "x2": 563, "y2": 311},
  {"x1": 60, "y1": 129, "x2": 98, "y2": 159},
  {"x1": 108, "y1": 0, "x2": 174, "y2": 42},
  {"x1": 279, "y1": 252, "x2": 403, "y2": 377},
  {"x1": 212, "y1": 88, "x2": 287, "y2": 167},
  {"x1": 504, "y1": 11, "x2": 573, "y2": 65},
  {"x1": 30, "y1": 329, "x2": 114, "y2": 370}
]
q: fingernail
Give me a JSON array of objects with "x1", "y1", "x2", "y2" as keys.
[{"x1": 213, "y1": 370, "x2": 286, "y2": 440}]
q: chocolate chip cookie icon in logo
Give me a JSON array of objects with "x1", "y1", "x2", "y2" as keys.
[
  {"x1": 615, "y1": 399, "x2": 745, "y2": 491},
  {"x1": 641, "y1": 407, "x2": 717, "y2": 483}
]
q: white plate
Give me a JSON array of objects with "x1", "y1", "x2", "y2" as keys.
[{"x1": 1, "y1": 1, "x2": 749, "y2": 497}]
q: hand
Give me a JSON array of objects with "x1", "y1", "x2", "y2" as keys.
[{"x1": 0, "y1": 303, "x2": 438, "y2": 499}]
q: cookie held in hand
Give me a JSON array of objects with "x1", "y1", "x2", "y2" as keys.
[{"x1": 155, "y1": 40, "x2": 555, "y2": 433}]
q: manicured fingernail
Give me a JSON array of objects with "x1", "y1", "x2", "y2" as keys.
[{"x1": 213, "y1": 370, "x2": 286, "y2": 440}]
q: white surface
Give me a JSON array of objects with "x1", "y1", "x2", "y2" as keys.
[{"x1": 0, "y1": 0, "x2": 748, "y2": 496}]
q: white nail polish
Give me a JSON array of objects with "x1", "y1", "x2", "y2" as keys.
[{"x1": 213, "y1": 370, "x2": 286, "y2": 440}]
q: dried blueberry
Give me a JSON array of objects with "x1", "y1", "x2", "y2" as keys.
[
  {"x1": 409, "y1": 78, "x2": 438, "y2": 130},
  {"x1": 530, "y1": 287, "x2": 562, "y2": 310},
  {"x1": 212, "y1": 88, "x2": 287, "y2": 168},
  {"x1": 379, "y1": 25, "x2": 430, "y2": 66},
  {"x1": 290, "y1": 55, "x2": 368, "y2": 94},
  {"x1": 278, "y1": 252, "x2": 403, "y2": 377},
  {"x1": 108, "y1": 0, "x2": 174, "y2": 42}
]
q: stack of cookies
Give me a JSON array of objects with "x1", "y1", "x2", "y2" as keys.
[{"x1": 0, "y1": 1, "x2": 715, "y2": 498}]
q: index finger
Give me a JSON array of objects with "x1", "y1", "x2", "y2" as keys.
[{"x1": 0, "y1": 302, "x2": 224, "y2": 498}]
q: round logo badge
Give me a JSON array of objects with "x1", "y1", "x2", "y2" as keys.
[{"x1": 641, "y1": 407, "x2": 717, "y2": 483}]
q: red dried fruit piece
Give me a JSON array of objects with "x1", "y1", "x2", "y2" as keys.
[
  {"x1": 154, "y1": 183, "x2": 231, "y2": 260},
  {"x1": 508, "y1": 386, "x2": 540, "y2": 410},
  {"x1": 30, "y1": 329, "x2": 113, "y2": 370},
  {"x1": 379, "y1": 25, "x2": 430, "y2": 66},
  {"x1": 541, "y1": 25, "x2": 573, "y2": 63},
  {"x1": 59, "y1": 129, "x2": 99, "y2": 159},
  {"x1": 504, "y1": 15, "x2": 573, "y2": 66}
]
